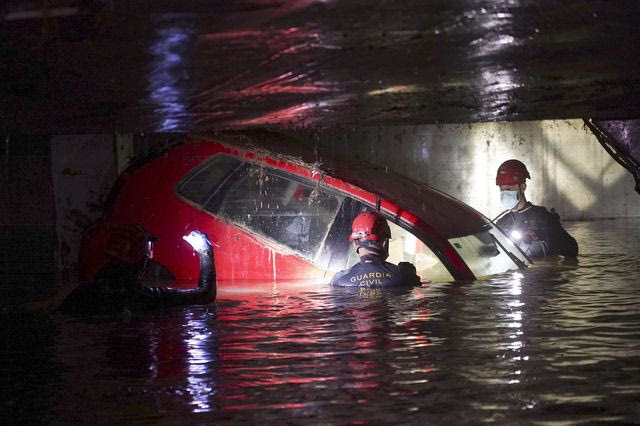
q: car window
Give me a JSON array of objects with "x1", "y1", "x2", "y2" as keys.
[
  {"x1": 386, "y1": 221, "x2": 453, "y2": 281},
  {"x1": 177, "y1": 155, "x2": 243, "y2": 206},
  {"x1": 448, "y1": 226, "x2": 526, "y2": 278},
  {"x1": 218, "y1": 165, "x2": 342, "y2": 258},
  {"x1": 178, "y1": 154, "x2": 343, "y2": 260}
]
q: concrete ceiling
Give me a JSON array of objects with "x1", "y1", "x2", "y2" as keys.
[{"x1": 2, "y1": 0, "x2": 640, "y2": 133}]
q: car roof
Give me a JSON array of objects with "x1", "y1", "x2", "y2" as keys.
[{"x1": 188, "y1": 130, "x2": 489, "y2": 239}]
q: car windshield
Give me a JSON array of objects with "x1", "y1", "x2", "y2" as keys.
[{"x1": 448, "y1": 225, "x2": 528, "y2": 279}]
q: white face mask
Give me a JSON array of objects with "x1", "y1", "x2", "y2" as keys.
[{"x1": 500, "y1": 190, "x2": 520, "y2": 209}]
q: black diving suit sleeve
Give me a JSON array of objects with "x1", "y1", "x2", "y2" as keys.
[
  {"x1": 545, "y1": 212, "x2": 578, "y2": 257},
  {"x1": 136, "y1": 248, "x2": 216, "y2": 307}
]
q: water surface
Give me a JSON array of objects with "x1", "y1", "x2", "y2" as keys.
[{"x1": 3, "y1": 219, "x2": 640, "y2": 424}]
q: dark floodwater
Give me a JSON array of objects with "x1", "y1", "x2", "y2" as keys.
[{"x1": 3, "y1": 219, "x2": 640, "y2": 424}]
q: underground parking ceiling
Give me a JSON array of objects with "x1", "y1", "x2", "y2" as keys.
[{"x1": 1, "y1": 0, "x2": 640, "y2": 133}]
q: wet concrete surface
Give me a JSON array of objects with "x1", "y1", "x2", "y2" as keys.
[
  {"x1": 2, "y1": 0, "x2": 640, "y2": 133},
  {"x1": 2, "y1": 219, "x2": 640, "y2": 423}
]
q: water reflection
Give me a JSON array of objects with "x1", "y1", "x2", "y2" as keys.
[
  {"x1": 183, "y1": 310, "x2": 219, "y2": 413},
  {"x1": 505, "y1": 274, "x2": 523, "y2": 358},
  {"x1": 4, "y1": 220, "x2": 640, "y2": 423}
]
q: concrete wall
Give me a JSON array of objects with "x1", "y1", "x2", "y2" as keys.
[
  {"x1": 294, "y1": 119, "x2": 640, "y2": 220},
  {"x1": 50, "y1": 135, "x2": 122, "y2": 284}
]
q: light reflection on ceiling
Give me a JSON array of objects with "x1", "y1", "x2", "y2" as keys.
[{"x1": 148, "y1": 26, "x2": 195, "y2": 131}]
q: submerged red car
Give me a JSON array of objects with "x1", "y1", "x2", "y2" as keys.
[{"x1": 79, "y1": 131, "x2": 529, "y2": 294}]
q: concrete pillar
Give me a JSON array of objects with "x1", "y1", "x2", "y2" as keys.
[{"x1": 50, "y1": 134, "x2": 125, "y2": 285}]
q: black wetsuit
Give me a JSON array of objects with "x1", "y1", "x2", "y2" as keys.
[
  {"x1": 60, "y1": 248, "x2": 216, "y2": 314},
  {"x1": 496, "y1": 202, "x2": 578, "y2": 259},
  {"x1": 331, "y1": 254, "x2": 421, "y2": 287}
]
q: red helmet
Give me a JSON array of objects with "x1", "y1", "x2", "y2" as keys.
[
  {"x1": 496, "y1": 159, "x2": 530, "y2": 185},
  {"x1": 349, "y1": 211, "x2": 391, "y2": 242},
  {"x1": 104, "y1": 224, "x2": 154, "y2": 264}
]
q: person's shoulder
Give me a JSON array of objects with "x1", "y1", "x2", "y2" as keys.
[
  {"x1": 527, "y1": 202, "x2": 547, "y2": 210},
  {"x1": 529, "y1": 203, "x2": 561, "y2": 220},
  {"x1": 330, "y1": 263, "x2": 359, "y2": 285},
  {"x1": 495, "y1": 213, "x2": 510, "y2": 226},
  {"x1": 331, "y1": 267, "x2": 350, "y2": 281},
  {"x1": 382, "y1": 260, "x2": 401, "y2": 271}
]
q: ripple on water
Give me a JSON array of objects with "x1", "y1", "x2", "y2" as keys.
[{"x1": 3, "y1": 219, "x2": 640, "y2": 423}]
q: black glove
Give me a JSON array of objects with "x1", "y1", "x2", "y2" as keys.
[{"x1": 398, "y1": 262, "x2": 421, "y2": 286}]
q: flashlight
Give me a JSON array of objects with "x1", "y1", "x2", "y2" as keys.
[
  {"x1": 183, "y1": 230, "x2": 213, "y2": 252},
  {"x1": 146, "y1": 240, "x2": 154, "y2": 259},
  {"x1": 510, "y1": 230, "x2": 523, "y2": 241}
]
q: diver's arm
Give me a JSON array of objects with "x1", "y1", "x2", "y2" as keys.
[
  {"x1": 547, "y1": 222, "x2": 578, "y2": 257},
  {"x1": 543, "y1": 211, "x2": 578, "y2": 257},
  {"x1": 139, "y1": 231, "x2": 217, "y2": 306},
  {"x1": 143, "y1": 252, "x2": 216, "y2": 305}
]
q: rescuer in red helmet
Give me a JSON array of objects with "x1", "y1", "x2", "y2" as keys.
[
  {"x1": 60, "y1": 224, "x2": 217, "y2": 314},
  {"x1": 495, "y1": 159, "x2": 578, "y2": 259},
  {"x1": 330, "y1": 211, "x2": 421, "y2": 287}
]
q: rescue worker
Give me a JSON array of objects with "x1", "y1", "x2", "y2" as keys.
[
  {"x1": 495, "y1": 159, "x2": 578, "y2": 259},
  {"x1": 331, "y1": 211, "x2": 421, "y2": 287},
  {"x1": 60, "y1": 224, "x2": 216, "y2": 314}
]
